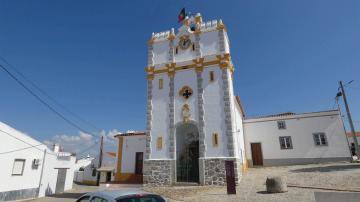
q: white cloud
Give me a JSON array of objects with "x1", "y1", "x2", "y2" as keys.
[{"x1": 44, "y1": 130, "x2": 119, "y2": 162}]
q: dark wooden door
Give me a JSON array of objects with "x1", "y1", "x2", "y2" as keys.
[
  {"x1": 106, "y1": 172, "x2": 111, "y2": 182},
  {"x1": 251, "y1": 143, "x2": 263, "y2": 166},
  {"x1": 135, "y1": 152, "x2": 143, "y2": 174}
]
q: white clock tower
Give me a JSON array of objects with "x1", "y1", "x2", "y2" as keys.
[{"x1": 143, "y1": 13, "x2": 246, "y2": 185}]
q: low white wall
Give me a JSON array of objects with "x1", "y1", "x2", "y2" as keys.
[{"x1": 244, "y1": 111, "x2": 351, "y2": 166}]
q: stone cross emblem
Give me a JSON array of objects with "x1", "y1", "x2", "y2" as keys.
[
  {"x1": 183, "y1": 89, "x2": 192, "y2": 99},
  {"x1": 179, "y1": 86, "x2": 193, "y2": 100}
]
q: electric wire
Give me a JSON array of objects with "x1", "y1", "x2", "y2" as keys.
[
  {"x1": 76, "y1": 140, "x2": 101, "y2": 159},
  {"x1": 0, "y1": 129, "x2": 57, "y2": 156},
  {"x1": 0, "y1": 143, "x2": 44, "y2": 155},
  {"x1": 0, "y1": 63, "x2": 99, "y2": 138},
  {"x1": 0, "y1": 55, "x2": 101, "y2": 132}
]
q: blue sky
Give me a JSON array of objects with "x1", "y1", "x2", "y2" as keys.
[{"x1": 0, "y1": 0, "x2": 359, "y2": 153}]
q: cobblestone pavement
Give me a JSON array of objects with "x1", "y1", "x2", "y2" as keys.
[
  {"x1": 28, "y1": 162, "x2": 360, "y2": 202},
  {"x1": 144, "y1": 162, "x2": 360, "y2": 202}
]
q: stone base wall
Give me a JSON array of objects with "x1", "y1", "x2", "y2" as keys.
[
  {"x1": 0, "y1": 187, "x2": 38, "y2": 201},
  {"x1": 143, "y1": 160, "x2": 173, "y2": 186},
  {"x1": 203, "y1": 158, "x2": 242, "y2": 185}
]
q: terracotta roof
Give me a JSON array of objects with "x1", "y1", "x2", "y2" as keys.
[
  {"x1": 114, "y1": 131, "x2": 146, "y2": 137},
  {"x1": 346, "y1": 132, "x2": 360, "y2": 137},
  {"x1": 106, "y1": 152, "x2": 116, "y2": 157}
]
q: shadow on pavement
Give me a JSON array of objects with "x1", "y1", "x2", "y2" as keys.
[
  {"x1": 48, "y1": 193, "x2": 86, "y2": 199},
  {"x1": 290, "y1": 164, "x2": 360, "y2": 173},
  {"x1": 256, "y1": 191, "x2": 272, "y2": 194}
]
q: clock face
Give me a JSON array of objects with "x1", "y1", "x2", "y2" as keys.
[{"x1": 179, "y1": 38, "x2": 191, "y2": 50}]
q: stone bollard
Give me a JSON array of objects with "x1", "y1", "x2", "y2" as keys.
[{"x1": 266, "y1": 176, "x2": 288, "y2": 193}]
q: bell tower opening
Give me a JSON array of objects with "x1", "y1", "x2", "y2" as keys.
[{"x1": 175, "y1": 122, "x2": 199, "y2": 183}]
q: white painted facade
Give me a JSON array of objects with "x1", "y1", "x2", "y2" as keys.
[
  {"x1": 243, "y1": 110, "x2": 351, "y2": 166},
  {"x1": 140, "y1": 13, "x2": 353, "y2": 186},
  {"x1": 73, "y1": 156, "x2": 97, "y2": 184},
  {"x1": 120, "y1": 135, "x2": 146, "y2": 173},
  {"x1": 0, "y1": 122, "x2": 75, "y2": 201},
  {"x1": 144, "y1": 14, "x2": 246, "y2": 185},
  {"x1": 148, "y1": 15, "x2": 244, "y2": 161}
]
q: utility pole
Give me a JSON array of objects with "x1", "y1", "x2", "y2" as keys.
[
  {"x1": 339, "y1": 81, "x2": 359, "y2": 156},
  {"x1": 336, "y1": 98, "x2": 352, "y2": 157},
  {"x1": 96, "y1": 136, "x2": 104, "y2": 186}
]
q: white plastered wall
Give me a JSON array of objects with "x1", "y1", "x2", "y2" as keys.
[
  {"x1": 174, "y1": 69, "x2": 199, "y2": 127},
  {"x1": 152, "y1": 40, "x2": 169, "y2": 67},
  {"x1": 150, "y1": 73, "x2": 170, "y2": 159},
  {"x1": 244, "y1": 111, "x2": 350, "y2": 163},
  {"x1": 199, "y1": 31, "x2": 220, "y2": 57},
  {"x1": 202, "y1": 65, "x2": 228, "y2": 157},
  {"x1": 0, "y1": 122, "x2": 75, "y2": 198},
  {"x1": 121, "y1": 135, "x2": 146, "y2": 173}
]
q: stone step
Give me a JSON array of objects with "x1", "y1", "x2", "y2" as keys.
[{"x1": 174, "y1": 182, "x2": 200, "y2": 186}]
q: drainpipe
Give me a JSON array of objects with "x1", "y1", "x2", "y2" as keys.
[{"x1": 37, "y1": 149, "x2": 47, "y2": 197}]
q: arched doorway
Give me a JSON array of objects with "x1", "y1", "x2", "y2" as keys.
[{"x1": 176, "y1": 122, "x2": 199, "y2": 183}]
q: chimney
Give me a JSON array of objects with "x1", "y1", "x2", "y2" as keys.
[{"x1": 53, "y1": 144, "x2": 60, "y2": 153}]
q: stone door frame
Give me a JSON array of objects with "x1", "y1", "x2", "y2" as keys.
[{"x1": 174, "y1": 120, "x2": 201, "y2": 184}]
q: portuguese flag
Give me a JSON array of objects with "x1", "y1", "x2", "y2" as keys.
[{"x1": 178, "y1": 8, "x2": 186, "y2": 22}]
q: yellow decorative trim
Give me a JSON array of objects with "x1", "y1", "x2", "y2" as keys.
[
  {"x1": 148, "y1": 37, "x2": 155, "y2": 45},
  {"x1": 212, "y1": 133, "x2": 219, "y2": 147},
  {"x1": 147, "y1": 74, "x2": 154, "y2": 80},
  {"x1": 166, "y1": 62, "x2": 176, "y2": 78},
  {"x1": 145, "y1": 55, "x2": 234, "y2": 77},
  {"x1": 219, "y1": 61, "x2": 229, "y2": 69},
  {"x1": 195, "y1": 66, "x2": 204, "y2": 73},
  {"x1": 116, "y1": 136, "x2": 124, "y2": 176},
  {"x1": 167, "y1": 34, "x2": 175, "y2": 41},
  {"x1": 194, "y1": 29, "x2": 201, "y2": 34},
  {"x1": 195, "y1": 15, "x2": 203, "y2": 24},
  {"x1": 229, "y1": 66, "x2": 235, "y2": 73},
  {"x1": 82, "y1": 180, "x2": 97, "y2": 186},
  {"x1": 193, "y1": 58, "x2": 205, "y2": 73},
  {"x1": 217, "y1": 21, "x2": 225, "y2": 30},
  {"x1": 145, "y1": 66, "x2": 155, "y2": 73},
  {"x1": 156, "y1": 137, "x2": 163, "y2": 150},
  {"x1": 193, "y1": 57, "x2": 205, "y2": 64},
  {"x1": 217, "y1": 53, "x2": 231, "y2": 69}
]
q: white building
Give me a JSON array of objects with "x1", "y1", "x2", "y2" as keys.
[
  {"x1": 73, "y1": 156, "x2": 96, "y2": 185},
  {"x1": 114, "y1": 132, "x2": 146, "y2": 184},
  {"x1": 143, "y1": 14, "x2": 246, "y2": 186},
  {"x1": 0, "y1": 122, "x2": 76, "y2": 201},
  {"x1": 73, "y1": 152, "x2": 116, "y2": 185},
  {"x1": 244, "y1": 110, "x2": 351, "y2": 166},
  {"x1": 136, "y1": 13, "x2": 351, "y2": 186}
]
